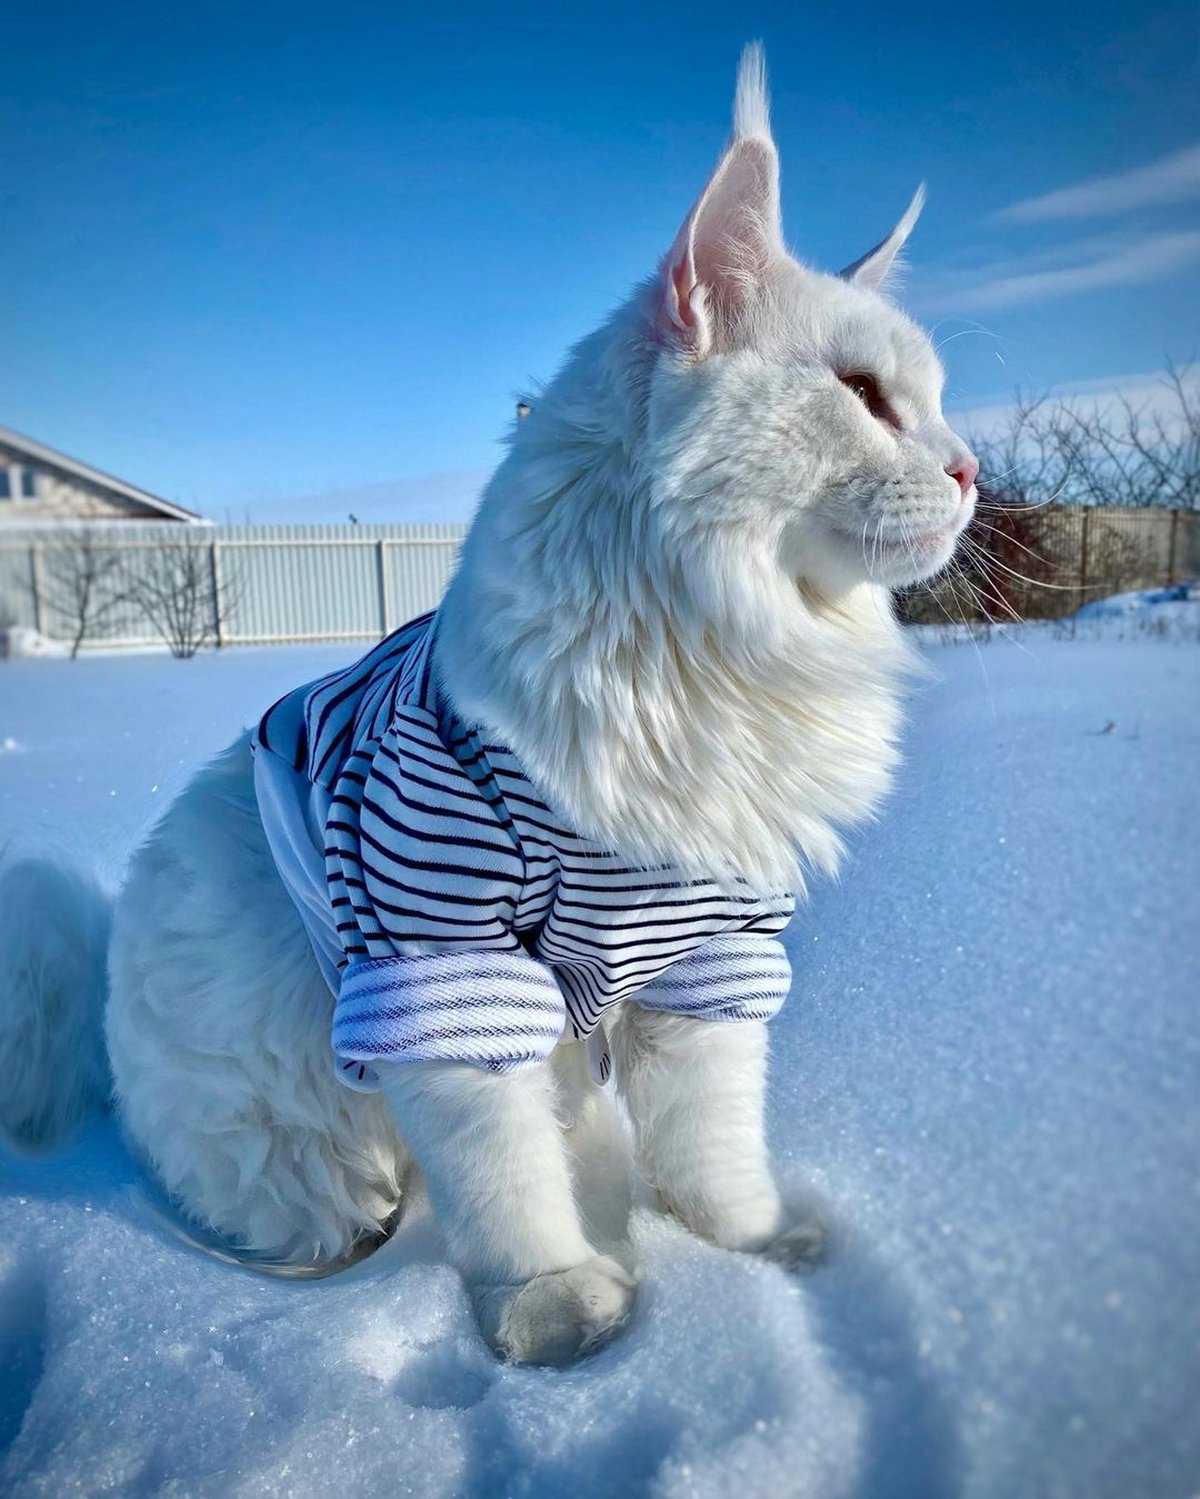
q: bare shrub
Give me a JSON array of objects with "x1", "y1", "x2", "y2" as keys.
[
  {"x1": 128, "y1": 534, "x2": 238, "y2": 659},
  {"x1": 36, "y1": 530, "x2": 131, "y2": 658}
]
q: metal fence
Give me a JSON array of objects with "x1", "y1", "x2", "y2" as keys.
[
  {"x1": 900, "y1": 506, "x2": 1200, "y2": 624},
  {"x1": 0, "y1": 522, "x2": 467, "y2": 649}
]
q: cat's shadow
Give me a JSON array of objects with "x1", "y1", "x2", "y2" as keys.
[
  {"x1": 110, "y1": 1137, "x2": 963, "y2": 1497},
  {"x1": 383, "y1": 1179, "x2": 965, "y2": 1499},
  {"x1": 804, "y1": 1226, "x2": 965, "y2": 1499}
]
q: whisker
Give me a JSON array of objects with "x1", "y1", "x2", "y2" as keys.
[
  {"x1": 968, "y1": 518, "x2": 1053, "y2": 567},
  {"x1": 956, "y1": 543, "x2": 1024, "y2": 623},
  {"x1": 958, "y1": 536, "x2": 1086, "y2": 594},
  {"x1": 974, "y1": 483, "x2": 1069, "y2": 516}
]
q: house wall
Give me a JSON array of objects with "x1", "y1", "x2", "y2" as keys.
[{"x1": 0, "y1": 443, "x2": 172, "y2": 522}]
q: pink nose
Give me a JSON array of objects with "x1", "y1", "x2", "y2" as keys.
[{"x1": 946, "y1": 457, "x2": 979, "y2": 497}]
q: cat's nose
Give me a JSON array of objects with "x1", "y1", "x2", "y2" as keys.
[{"x1": 946, "y1": 457, "x2": 979, "y2": 497}]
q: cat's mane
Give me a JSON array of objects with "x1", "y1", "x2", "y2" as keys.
[
  {"x1": 434, "y1": 299, "x2": 916, "y2": 893},
  {"x1": 434, "y1": 52, "x2": 920, "y2": 894}
]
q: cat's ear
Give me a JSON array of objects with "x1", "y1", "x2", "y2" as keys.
[
  {"x1": 840, "y1": 186, "x2": 926, "y2": 293},
  {"x1": 660, "y1": 44, "x2": 784, "y2": 356}
]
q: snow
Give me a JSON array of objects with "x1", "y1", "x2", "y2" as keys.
[
  {"x1": 0, "y1": 628, "x2": 67, "y2": 662},
  {"x1": 1073, "y1": 581, "x2": 1200, "y2": 620},
  {"x1": 2, "y1": 603, "x2": 1198, "y2": 1498}
]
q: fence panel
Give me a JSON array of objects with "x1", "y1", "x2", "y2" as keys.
[
  {"x1": 222, "y1": 538, "x2": 383, "y2": 643},
  {"x1": 0, "y1": 522, "x2": 465, "y2": 649},
  {"x1": 1180, "y1": 511, "x2": 1200, "y2": 579},
  {"x1": 382, "y1": 538, "x2": 460, "y2": 631},
  {"x1": 0, "y1": 544, "x2": 36, "y2": 631}
]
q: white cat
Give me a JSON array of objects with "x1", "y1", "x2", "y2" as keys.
[{"x1": 0, "y1": 46, "x2": 976, "y2": 1366}]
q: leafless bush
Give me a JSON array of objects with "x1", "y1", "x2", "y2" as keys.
[
  {"x1": 1044, "y1": 363, "x2": 1199, "y2": 512},
  {"x1": 36, "y1": 530, "x2": 131, "y2": 658},
  {"x1": 128, "y1": 534, "x2": 239, "y2": 659}
]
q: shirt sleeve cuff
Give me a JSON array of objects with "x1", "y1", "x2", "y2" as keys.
[
  {"x1": 634, "y1": 931, "x2": 792, "y2": 1024},
  {"x1": 332, "y1": 949, "x2": 567, "y2": 1090}
]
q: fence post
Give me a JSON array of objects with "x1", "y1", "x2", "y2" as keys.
[
  {"x1": 1167, "y1": 510, "x2": 1180, "y2": 585},
  {"x1": 377, "y1": 538, "x2": 391, "y2": 636},
  {"x1": 1079, "y1": 509, "x2": 1091, "y2": 594},
  {"x1": 210, "y1": 541, "x2": 224, "y2": 648},
  {"x1": 30, "y1": 544, "x2": 46, "y2": 633}
]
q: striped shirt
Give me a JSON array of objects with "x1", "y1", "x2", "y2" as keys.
[{"x1": 253, "y1": 611, "x2": 795, "y2": 1091}]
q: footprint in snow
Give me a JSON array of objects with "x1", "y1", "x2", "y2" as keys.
[{"x1": 392, "y1": 1342, "x2": 494, "y2": 1411}]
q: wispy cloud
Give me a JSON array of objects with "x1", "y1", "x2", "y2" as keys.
[
  {"x1": 999, "y1": 143, "x2": 1200, "y2": 223},
  {"x1": 923, "y1": 229, "x2": 1200, "y2": 314}
]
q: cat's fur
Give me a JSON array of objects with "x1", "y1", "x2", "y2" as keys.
[{"x1": 0, "y1": 47, "x2": 976, "y2": 1364}]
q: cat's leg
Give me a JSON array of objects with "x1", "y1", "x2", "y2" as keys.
[
  {"x1": 612, "y1": 1005, "x2": 825, "y2": 1266},
  {"x1": 378, "y1": 1059, "x2": 637, "y2": 1365},
  {"x1": 550, "y1": 1040, "x2": 635, "y2": 1270}
]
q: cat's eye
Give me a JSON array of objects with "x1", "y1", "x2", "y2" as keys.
[{"x1": 838, "y1": 371, "x2": 901, "y2": 430}]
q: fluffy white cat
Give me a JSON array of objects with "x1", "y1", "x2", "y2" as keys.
[{"x1": 0, "y1": 46, "x2": 976, "y2": 1365}]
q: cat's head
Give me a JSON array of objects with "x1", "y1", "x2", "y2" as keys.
[{"x1": 641, "y1": 44, "x2": 976, "y2": 594}]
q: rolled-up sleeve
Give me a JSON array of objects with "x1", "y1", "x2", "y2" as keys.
[
  {"x1": 332, "y1": 949, "x2": 567, "y2": 1090},
  {"x1": 633, "y1": 931, "x2": 792, "y2": 1024}
]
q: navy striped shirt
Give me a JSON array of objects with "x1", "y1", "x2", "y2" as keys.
[{"x1": 253, "y1": 611, "x2": 795, "y2": 1089}]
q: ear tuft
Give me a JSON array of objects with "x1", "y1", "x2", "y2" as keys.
[
  {"x1": 661, "y1": 136, "x2": 782, "y2": 354},
  {"x1": 840, "y1": 184, "x2": 926, "y2": 293},
  {"x1": 657, "y1": 45, "x2": 784, "y2": 356},
  {"x1": 733, "y1": 41, "x2": 772, "y2": 142}
]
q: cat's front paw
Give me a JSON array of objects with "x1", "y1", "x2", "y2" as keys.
[
  {"x1": 472, "y1": 1254, "x2": 638, "y2": 1366},
  {"x1": 759, "y1": 1209, "x2": 830, "y2": 1272}
]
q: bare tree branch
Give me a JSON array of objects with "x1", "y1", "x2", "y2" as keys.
[
  {"x1": 36, "y1": 530, "x2": 131, "y2": 658},
  {"x1": 128, "y1": 534, "x2": 242, "y2": 659}
]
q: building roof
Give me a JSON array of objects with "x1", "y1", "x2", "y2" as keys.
[{"x1": 0, "y1": 426, "x2": 204, "y2": 523}]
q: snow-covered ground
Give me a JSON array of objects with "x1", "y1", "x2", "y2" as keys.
[{"x1": 1, "y1": 603, "x2": 1198, "y2": 1499}]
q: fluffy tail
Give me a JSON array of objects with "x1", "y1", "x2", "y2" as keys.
[{"x1": 0, "y1": 854, "x2": 112, "y2": 1151}]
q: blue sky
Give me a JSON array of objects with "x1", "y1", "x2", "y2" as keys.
[{"x1": 2, "y1": 1, "x2": 1197, "y2": 521}]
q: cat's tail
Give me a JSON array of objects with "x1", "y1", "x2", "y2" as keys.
[{"x1": 0, "y1": 852, "x2": 113, "y2": 1151}]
